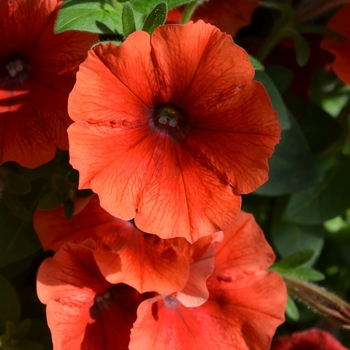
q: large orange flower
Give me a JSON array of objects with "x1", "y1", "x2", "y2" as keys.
[
  {"x1": 320, "y1": 4, "x2": 350, "y2": 85},
  {"x1": 168, "y1": 0, "x2": 260, "y2": 37},
  {"x1": 0, "y1": 0, "x2": 97, "y2": 168},
  {"x1": 68, "y1": 21, "x2": 280, "y2": 243},
  {"x1": 129, "y1": 211, "x2": 287, "y2": 350},
  {"x1": 37, "y1": 243, "x2": 153, "y2": 350},
  {"x1": 34, "y1": 195, "x2": 220, "y2": 299}
]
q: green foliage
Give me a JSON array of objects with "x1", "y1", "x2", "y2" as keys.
[
  {"x1": 286, "y1": 295, "x2": 299, "y2": 321},
  {"x1": 283, "y1": 156, "x2": 350, "y2": 224},
  {"x1": 271, "y1": 213, "x2": 325, "y2": 264},
  {"x1": 255, "y1": 113, "x2": 319, "y2": 196},
  {"x1": 0, "y1": 202, "x2": 41, "y2": 269},
  {"x1": 0, "y1": 275, "x2": 20, "y2": 333},
  {"x1": 285, "y1": 93, "x2": 342, "y2": 155},
  {"x1": 122, "y1": 2, "x2": 136, "y2": 37},
  {"x1": 285, "y1": 29, "x2": 310, "y2": 67},
  {"x1": 130, "y1": 0, "x2": 190, "y2": 14},
  {"x1": 254, "y1": 70, "x2": 290, "y2": 130},
  {"x1": 142, "y1": 2, "x2": 168, "y2": 35},
  {"x1": 55, "y1": 0, "x2": 123, "y2": 34},
  {"x1": 248, "y1": 55, "x2": 264, "y2": 71}
]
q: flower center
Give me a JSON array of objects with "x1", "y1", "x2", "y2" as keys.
[
  {"x1": 95, "y1": 290, "x2": 111, "y2": 304},
  {"x1": 6, "y1": 59, "x2": 25, "y2": 77},
  {"x1": 151, "y1": 104, "x2": 191, "y2": 140},
  {"x1": 158, "y1": 107, "x2": 181, "y2": 127}
]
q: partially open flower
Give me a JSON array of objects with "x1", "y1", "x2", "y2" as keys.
[
  {"x1": 34, "y1": 195, "x2": 220, "y2": 300},
  {"x1": 36, "y1": 243, "x2": 153, "y2": 350},
  {"x1": 320, "y1": 4, "x2": 350, "y2": 85}
]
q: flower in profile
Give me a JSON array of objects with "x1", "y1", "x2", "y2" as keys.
[
  {"x1": 68, "y1": 21, "x2": 281, "y2": 242},
  {"x1": 129, "y1": 211, "x2": 287, "y2": 350},
  {"x1": 34, "y1": 195, "x2": 220, "y2": 299},
  {"x1": 36, "y1": 242, "x2": 153, "y2": 350},
  {"x1": 168, "y1": 0, "x2": 260, "y2": 37},
  {"x1": 0, "y1": 0, "x2": 97, "y2": 168},
  {"x1": 320, "y1": 4, "x2": 350, "y2": 85},
  {"x1": 271, "y1": 328, "x2": 347, "y2": 350}
]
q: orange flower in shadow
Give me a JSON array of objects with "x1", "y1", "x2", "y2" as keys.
[
  {"x1": 36, "y1": 243, "x2": 153, "y2": 350},
  {"x1": 320, "y1": 4, "x2": 350, "y2": 85},
  {"x1": 34, "y1": 195, "x2": 220, "y2": 299},
  {"x1": 271, "y1": 328, "x2": 347, "y2": 350},
  {"x1": 68, "y1": 21, "x2": 280, "y2": 243},
  {"x1": 129, "y1": 211, "x2": 287, "y2": 350},
  {"x1": 0, "y1": 0, "x2": 97, "y2": 168},
  {"x1": 168, "y1": 0, "x2": 260, "y2": 37}
]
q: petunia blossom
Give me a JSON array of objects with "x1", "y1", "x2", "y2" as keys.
[
  {"x1": 34, "y1": 195, "x2": 221, "y2": 299},
  {"x1": 67, "y1": 21, "x2": 281, "y2": 243},
  {"x1": 320, "y1": 4, "x2": 350, "y2": 86},
  {"x1": 36, "y1": 243, "x2": 153, "y2": 350},
  {"x1": 129, "y1": 211, "x2": 287, "y2": 350},
  {"x1": 0, "y1": 0, "x2": 97, "y2": 168},
  {"x1": 167, "y1": 0, "x2": 260, "y2": 37},
  {"x1": 271, "y1": 328, "x2": 348, "y2": 350}
]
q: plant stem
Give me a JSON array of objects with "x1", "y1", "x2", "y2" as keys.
[{"x1": 181, "y1": 1, "x2": 199, "y2": 24}]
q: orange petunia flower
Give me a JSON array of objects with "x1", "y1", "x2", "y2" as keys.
[
  {"x1": 67, "y1": 21, "x2": 281, "y2": 243},
  {"x1": 36, "y1": 243, "x2": 153, "y2": 350},
  {"x1": 168, "y1": 0, "x2": 260, "y2": 37},
  {"x1": 34, "y1": 195, "x2": 221, "y2": 299},
  {"x1": 129, "y1": 211, "x2": 287, "y2": 350},
  {"x1": 271, "y1": 328, "x2": 347, "y2": 350},
  {"x1": 320, "y1": 4, "x2": 350, "y2": 86},
  {"x1": 0, "y1": 0, "x2": 97, "y2": 168}
]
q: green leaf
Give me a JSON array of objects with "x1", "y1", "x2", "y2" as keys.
[
  {"x1": 254, "y1": 70, "x2": 290, "y2": 129},
  {"x1": 0, "y1": 203, "x2": 41, "y2": 269},
  {"x1": 3, "y1": 192, "x2": 32, "y2": 222},
  {"x1": 265, "y1": 65, "x2": 293, "y2": 94},
  {"x1": 284, "y1": 92, "x2": 342, "y2": 155},
  {"x1": 122, "y1": 2, "x2": 136, "y2": 37},
  {"x1": 273, "y1": 249, "x2": 315, "y2": 269},
  {"x1": 287, "y1": 267, "x2": 325, "y2": 281},
  {"x1": 25, "y1": 320, "x2": 52, "y2": 350},
  {"x1": 131, "y1": 0, "x2": 189, "y2": 13},
  {"x1": 37, "y1": 190, "x2": 61, "y2": 210},
  {"x1": 142, "y1": 2, "x2": 167, "y2": 35},
  {"x1": 285, "y1": 28, "x2": 310, "y2": 66},
  {"x1": 0, "y1": 274, "x2": 20, "y2": 332},
  {"x1": 55, "y1": 0, "x2": 123, "y2": 34},
  {"x1": 255, "y1": 113, "x2": 319, "y2": 196},
  {"x1": 15, "y1": 340, "x2": 44, "y2": 350},
  {"x1": 248, "y1": 55, "x2": 264, "y2": 71},
  {"x1": 271, "y1": 201, "x2": 325, "y2": 264},
  {"x1": 283, "y1": 156, "x2": 350, "y2": 225},
  {"x1": 286, "y1": 294, "x2": 299, "y2": 321},
  {"x1": 6, "y1": 320, "x2": 16, "y2": 337},
  {"x1": 4, "y1": 173, "x2": 31, "y2": 196},
  {"x1": 15, "y1": 319, "x2": 32, "y2": 340}
]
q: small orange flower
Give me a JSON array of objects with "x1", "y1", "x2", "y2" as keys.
[
  {"x1": 168, "y1": 0, "x2": 260, "y2": 37},
  {"x1": 68, "y1": 21, "x2": 280, "y2": 243},
  {"x1": 129, "y1": 211, "x2": 287, "y2": 350},
  {"x1": 36, "y1": 243, "x2": 152, "y2": 350},
  {"x1": 320, "y1": 4, "x2": 350, "y2": 85},
  {"x1": 271, "y1": 328, "x2": 347, "y2": 350},
  {"x1": 0, "y1": 0, "x2": 97, "y2": 168}
]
